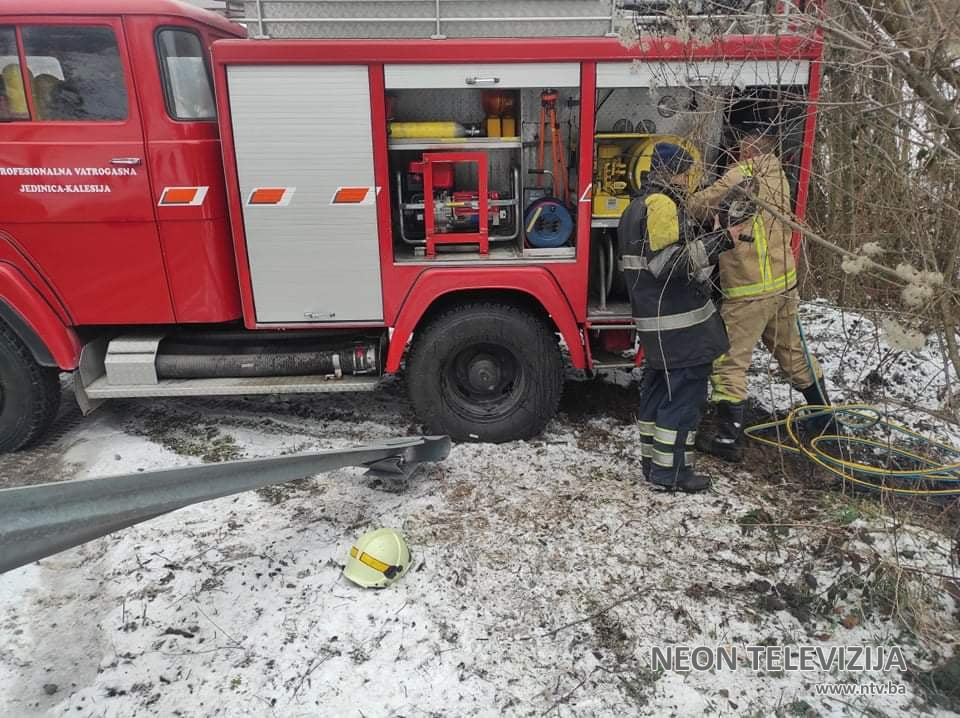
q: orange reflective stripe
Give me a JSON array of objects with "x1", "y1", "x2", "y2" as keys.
[
  {"x1": 161, "y1": 187, "x2": 198, "y2": 204},
  {"x1": 333, "y1": 187, "x2": 370, "y2": 204},
  {"x1": 249, "y1": 188, "x2": 287, "y2": 205},
  {"x1": 159, "y1": 187, "x2": 208, "y2": 206}
]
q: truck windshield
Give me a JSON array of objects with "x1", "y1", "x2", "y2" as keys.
[{"x1": 156, "y1": 28, "x2": 215, "y2": 121}]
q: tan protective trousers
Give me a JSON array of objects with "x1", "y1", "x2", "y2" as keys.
[{"x1": 710, "y1": 288, "x2": 821, "y2": 403}]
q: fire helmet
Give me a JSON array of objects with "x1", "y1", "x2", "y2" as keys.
[{"x1": 344, "y1": 528, "x2": 412, "y2": 588}]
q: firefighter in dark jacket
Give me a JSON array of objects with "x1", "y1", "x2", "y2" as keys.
[{"x1": 620, "y1": 143, "x2": 753, "y2": 492}]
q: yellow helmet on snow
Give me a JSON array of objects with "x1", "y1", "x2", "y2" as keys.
[{"x1": 344, "y1": 528, "x2": 412, "y2": 588}]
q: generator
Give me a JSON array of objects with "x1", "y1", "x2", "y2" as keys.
[{"x1": 396, "y1": 153, "x2": 520, "y2": 252}]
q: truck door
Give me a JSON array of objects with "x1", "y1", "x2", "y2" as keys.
[
  {"x1": 123, "y1": 18, "x2": 243, "y2": 324},
  {"x1": 227, "y1": 64, "x2": 383, "y2": 324},
  {"x1": 0, "y1": 18, "x2": 174, "y2": 325}
]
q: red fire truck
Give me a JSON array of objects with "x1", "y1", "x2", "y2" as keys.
[{"x1": 0, "y1": 0, "x2": 822, "y2": 450}]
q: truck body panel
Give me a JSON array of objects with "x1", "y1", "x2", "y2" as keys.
[
  {"x1": 228, "y1": 63, "x2": 384, "y2": 324},
  {"x1": 0, "y1": 0, "x2": 826, "y2": 445}
]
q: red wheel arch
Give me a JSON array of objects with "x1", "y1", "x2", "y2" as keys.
[
  {"x1": 385, "y1": 267, "x2": 586, "y2": 373},
  {"x1": 0, "y1": 263, "x2": 81, "y2": 370}
]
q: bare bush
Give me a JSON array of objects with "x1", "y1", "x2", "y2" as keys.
[{"x1": 616, "y1": 1, "x2": 960, "y2": 394}]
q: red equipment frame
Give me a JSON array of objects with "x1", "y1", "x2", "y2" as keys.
[{"x1": 422, "y1": 152, "x2": 490, "y2": 257}]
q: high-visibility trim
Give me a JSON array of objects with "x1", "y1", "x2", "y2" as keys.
[
  {"x1": 654, "y1": 426, "x2": 677, "y2": 444},
  {"x1": 710, "y1": 359, "x2": 746, "y2": 402},
  {"x1": 350, "y1": 546, "x2": 393, "y2": 575},
  {"x1": 640, "y1": 441, "x2": 653, "y2": 458},
  {"x1": 723, "y1": 269, "x2": 797, "y2": 299},
  {"x1": 754, "y1": 215, "x2": 773, "y2": 286},
  {"x1": 644, "y1": 193, "x2": 680, "y2": 251},
  {"x1": 331, "y1": 186, "x2": 378, "y2": 206},
  {"x1": 683, "y1": 451, "x2": 695, "y2": 467},
  {"x1": 622, "y1": 254, "x2": 647, "y2": 271},
  {"x1": 723, "y1": 162, "x2": 788, "y2": 299},
  {"x1": 638, "y1": 420, "x2": 655, "y2": 437},
  {"x1": 738, "y1": 161, "x2": 772, "y2": 286},
  {"x1": 634, "y1": 301, "x2": 716, "y2": 332},
  {"x1": 248, "y1": 187, "x2": 296, "y2": 206},
  {"x1": 711, "y1": 388, "x2": 744, "y2": 403},
  {"x1": 686, "y1": 432, "x2": 696, "y2": 446},
  {"x1": 652, "y1": 448, "x2": 675, "y2": 468},
  {"x1": 159, "y1": 186, "x2": 209, "y2": 207}
]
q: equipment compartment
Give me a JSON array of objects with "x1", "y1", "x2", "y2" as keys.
[{"x1": 385, "y1": 76, "x2": 581, "y2": 262}]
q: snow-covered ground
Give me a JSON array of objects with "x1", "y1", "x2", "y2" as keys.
[{"x1": 1, "y1": 300, "x2": 959, "y2": 717}]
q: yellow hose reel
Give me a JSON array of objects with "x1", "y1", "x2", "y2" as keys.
[{"x1": 592, "y1": 135, "x2": 703, "y2": 218}]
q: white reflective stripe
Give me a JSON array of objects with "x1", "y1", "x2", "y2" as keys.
[
  {"x1": 686, "y1": 239, "x2": 709, "y2": 271},
  {"x1": 640, "y1": 442, "x2": 653, "y2": 458},
  {"x1": 580, "y1": 183, "x2": 593, "y2": 203},
  {"x1": 622, "y1": 254, "x2": 647, "y2": 270},
  {"x1": 638, "y1": 420, "x2": 655, "y2": 436},
  {"x1": 686, "y1": 432, "x2": 696, "y2": 446},
  {"x1": 634, "y1": 301, "x2": 716, "y2": 332},
  {"x1": 652, "y1": 448, "x2": 675, "y2": 467},
  {"x1": 654, "y1": 426, "x2": 677, "y2": 444},
  {"x1": 646, "y1": 244, "x2": 681, "y2": 278},
  {"x1": 684, "y1": 451, "x2": 695, "y2": 466}
]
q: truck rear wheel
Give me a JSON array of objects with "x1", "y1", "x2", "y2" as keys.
[
  {"x1": 0, "y1": 323, "x2": 61, "y2": 452},
  {"x1": 407, "y1": 302, "x2": 562, "y2": 442}
]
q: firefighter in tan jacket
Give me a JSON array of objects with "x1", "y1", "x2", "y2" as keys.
[{"x1": 685, "y1": 130, "x2": 830, "y2": 461}]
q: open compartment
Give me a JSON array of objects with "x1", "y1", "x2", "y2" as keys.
[
  {"x1": 382, "y1": 64, "x2": 581, "y2": 262},
  {"x1": 388, "y1": 87, "x2": 522, "y2": 258},
  {"x1": 587, "y1": 60, "x2": 811, "y2": 318}
]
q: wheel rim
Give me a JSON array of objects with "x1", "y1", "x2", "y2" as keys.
[{"x1": 442, "y1": 342, "x2": 525, "y2": 423}]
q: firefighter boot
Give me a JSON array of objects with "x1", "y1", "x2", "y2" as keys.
[
  {"x1": 697, "y1": 401, "x2": 746, "y2": 463},
  {"x1": 800, "y1": 382, "x2": 835, "y2": 436},
  {"x1": 650, "y1": 431, "x2": 710, "y2": 493}
]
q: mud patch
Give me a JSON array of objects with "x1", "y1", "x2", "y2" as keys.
[
  {"x1": 126, "y1": 407, "x2": 243, "y2": 463},
  {"x1": 559, "y1": 378, "x2": 640, "y2": 424}
]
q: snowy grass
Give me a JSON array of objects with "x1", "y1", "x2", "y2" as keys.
[{"x1": 1, "y1": 300, "x2": 959, "y2": 717}]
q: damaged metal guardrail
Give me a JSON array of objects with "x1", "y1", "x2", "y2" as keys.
[{"x1": 0, "y1": 435, "x2": 450, "y2": 574}]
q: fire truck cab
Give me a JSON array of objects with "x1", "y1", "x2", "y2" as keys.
[{"x1": 0, "y1": 0, "x2": 821, "y2": 451}]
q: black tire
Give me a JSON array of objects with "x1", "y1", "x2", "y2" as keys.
[
  {"x1": 406, "y1": 302, "x2": 563, "y2": 443},
  {"x1": 0, "y1": 322, "x2": 61, "y2": 452}
]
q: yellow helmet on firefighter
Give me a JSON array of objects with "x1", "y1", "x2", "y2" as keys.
[{"x1": 344, "y1": 528, "x2": 412, "y2": 588}]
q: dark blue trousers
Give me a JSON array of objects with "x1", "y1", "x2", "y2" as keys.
[{"x1": 637, "y1": 363, "x2": 712, "y2": 471}]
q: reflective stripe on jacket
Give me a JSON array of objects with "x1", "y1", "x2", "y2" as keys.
[
  {"x1": 619, "y1": 182, "x2": 730, "y2": 370},
  {"x1": 686, "y1": 153, "x2": 795, "y2": 301}
]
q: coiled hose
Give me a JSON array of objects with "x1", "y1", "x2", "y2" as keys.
[{"x1": 743, "y1": 317, "x2": 960, "y2": 498}]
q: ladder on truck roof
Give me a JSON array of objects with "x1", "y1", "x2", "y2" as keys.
[{"x1": 227, "y1": 1, "x2": 808, "y2": 40}]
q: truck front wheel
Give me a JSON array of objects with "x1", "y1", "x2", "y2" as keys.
[
  {"x1": 0, "y1": 323, "x2": 61, "y2": 452},
  {"x1": 407, "y1": 302, "x2": 562, "y2": 442}
]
